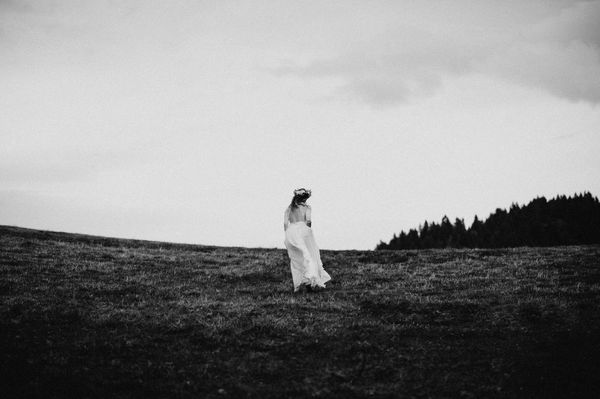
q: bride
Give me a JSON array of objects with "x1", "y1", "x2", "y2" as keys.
[{"x1": 284, "y1": 188, "x2": 331, "y2": 292}]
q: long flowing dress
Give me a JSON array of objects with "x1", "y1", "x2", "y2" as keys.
[{"x1": 284, "y1": 205, "x2": 331, "y2": 292}]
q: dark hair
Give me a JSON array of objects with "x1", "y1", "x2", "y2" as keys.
[{"x1": 290, "y1": 191, "x2": 310, "y2": 209}]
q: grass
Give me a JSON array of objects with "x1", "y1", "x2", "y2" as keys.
[{"x1": 1, "y1": 225, "x2": 599, "y2": 398}]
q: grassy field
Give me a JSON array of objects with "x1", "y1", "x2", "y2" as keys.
[{"x1": 1, "y1": 225, "x2": 599, "y2": 398}]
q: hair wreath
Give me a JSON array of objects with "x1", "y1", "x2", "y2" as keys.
[{"x1": 293, "y1": 188, "x2": 311, "y2": 197}]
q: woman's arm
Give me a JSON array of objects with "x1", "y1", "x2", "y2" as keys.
[{"x1": 284, "y1": 207, "x2": 290, "y2": 231}]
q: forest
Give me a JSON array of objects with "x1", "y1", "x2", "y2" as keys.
[{"x1": 376, "y1": 192, "x2": 600, "y2": 250}]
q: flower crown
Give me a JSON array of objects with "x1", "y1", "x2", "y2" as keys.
[{"x1": 294, "y1": 188, "x2": 311, "y2": 197}]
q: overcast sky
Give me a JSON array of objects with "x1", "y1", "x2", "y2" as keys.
[{"x1": 1, "y1": 0, "x2": 599, "y2": 249}]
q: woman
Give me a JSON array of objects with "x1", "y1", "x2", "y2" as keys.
[{"x1": 284, "y1": 188, "x2": 331, "y2": 292}]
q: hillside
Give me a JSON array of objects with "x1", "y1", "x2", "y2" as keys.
[{"x1": 1, "y1": 225, "x2": 600, "y2": 398}]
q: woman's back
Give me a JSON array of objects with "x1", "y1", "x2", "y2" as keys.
[{"x1": 286, "y1": 204, "x2": 311, "y2": 224}]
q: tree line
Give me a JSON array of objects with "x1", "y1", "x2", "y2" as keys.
[{"x1": 376, "y1": 192, "x2": 600, "y2": 250}]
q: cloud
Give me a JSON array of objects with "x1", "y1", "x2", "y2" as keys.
[
  {"x1": 0, "y1": 146, "x2": 146, "y2": 186},
  {"x1": 0, "y1": 0, "x2": 34, "y2": 13},
  {"x1": 482, "y1": 0, "x2": 600, "y2": 103},
  {"x1": 274, "y1": 0, "x2": 600, "y2": 106},
  {"x1": 480, "y1": 39, "x2": 600, "y2": 104},
  {"x1": 528, "y1": 0, "x2": 600, "y2": 47},
  {"x1": 273, "y1": 24, "x2": 481, "y2": 105}
]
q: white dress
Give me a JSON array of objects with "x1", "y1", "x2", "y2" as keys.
[{"x1": 284, "y1": 204, "x2": 331, "y2": 292}]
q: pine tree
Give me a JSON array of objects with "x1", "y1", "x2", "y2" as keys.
[{"x1": 376, "y1": 192, "x2": 600, "y2": 250}]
